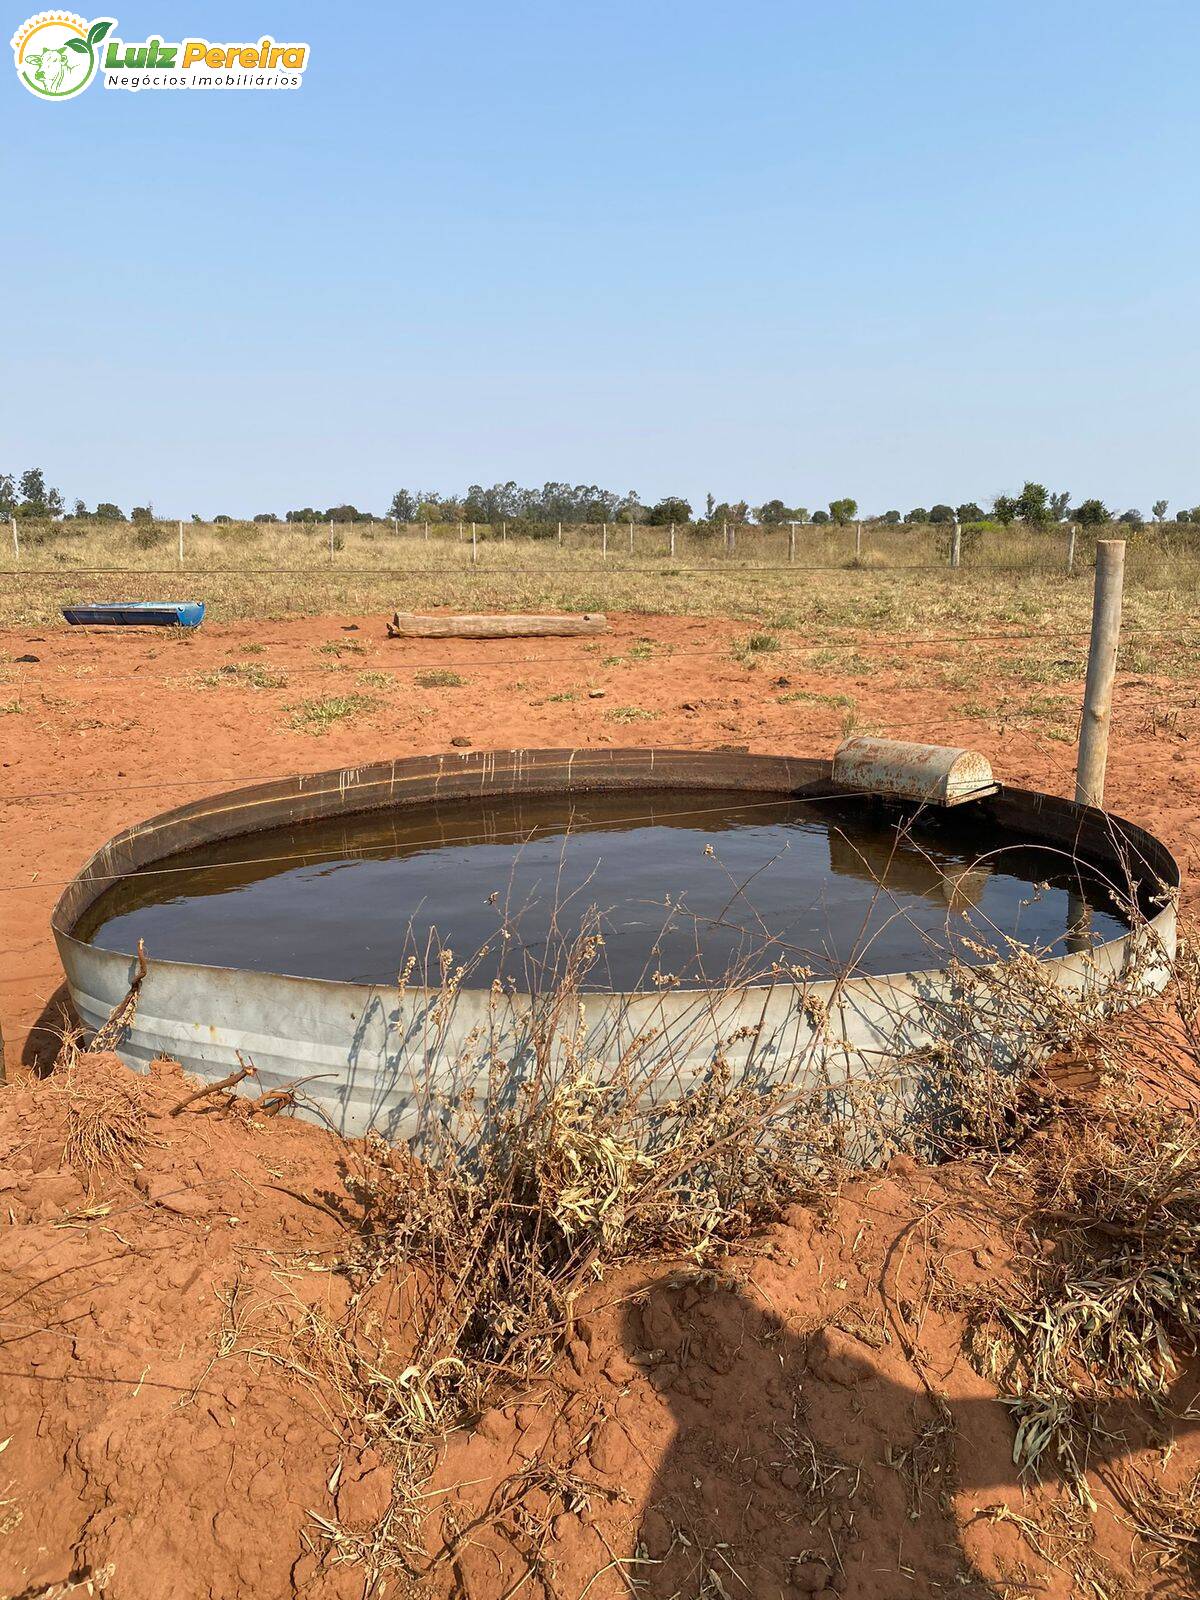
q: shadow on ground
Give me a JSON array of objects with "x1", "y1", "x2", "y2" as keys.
[{"x1": 611, "y1": 1277, "x2": 1200, "y2": 1599}]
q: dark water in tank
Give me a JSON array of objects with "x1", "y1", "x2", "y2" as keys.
[{"x1": 76, "y1": 788, "x2": 1132, "y2": 990}]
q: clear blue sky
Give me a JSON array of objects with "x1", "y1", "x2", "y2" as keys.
[{"x1": 4, "y1": 1, "x2": 1197, "y2": 519}]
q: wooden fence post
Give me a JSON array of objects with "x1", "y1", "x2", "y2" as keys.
[
  {"x1": 788, "y1": 522, "x2": 796, "y2": 563},
  {"x1": 1075, "y1": 539, "x2": 1126, "y2": 808}
]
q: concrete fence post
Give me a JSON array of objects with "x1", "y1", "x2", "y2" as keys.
[
  {"x1": 1075, "y1": 539, "x2": 1126, "y2": 808},
  {"x1": 11, "y1": 516, "x2": 18, "y2": 564},
  {"x1": 329, "y1": 521, "x2": 335, "y2": 563},
  {"x1": 629, "y1": 518, "x2": 634, "y2": 554},
  {"x1": 788, "y1": 522, "x2": 796, "y2": 563},
  {"x1": 669, "y1": 521, "x2": 676, "y2": 558},
  {"x1": 855, "y1": 520, "x2": 862, "y2": 559},
  {"x1": 471, "y1": 522, "x2": 478, "y2": 565},
  {"x1": 178, "y1": 520, "x2": 184, "y2": 567},
  {"x1": 602, "y1": 523, "x2": 608, "y2": 562},
  {"x1": 950, "y1": 519, "x2": 962, "y2": 569},
  {"x1": 1066, "y1": 524, "x2": 1077, "y2": 577}
]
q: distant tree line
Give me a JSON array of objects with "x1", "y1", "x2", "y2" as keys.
[{"x1": 4, "y1": 469, "x2": 1200, "y2": 531}]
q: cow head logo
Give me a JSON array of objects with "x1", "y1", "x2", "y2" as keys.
[{"x1": 11, "y1": 12, "x2": 114, "y2": 99}]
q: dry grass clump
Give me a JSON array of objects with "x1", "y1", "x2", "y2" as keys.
[
  {"x1": 343, "y1": 935, "x2": 828, "y2": 1435},
  {"x1": 731, "y1": 630, "x2": 782, "y2": 664},
  {"x1": 288, "y1": 692, "x2": 376, "y2": 733},
  {"x1": 193, "y1": 662, "x2": 288, "y2": 690},
  {"x1": 605, "y1": 704, "x2": 657, "y2": 723},
  {"x1": 413, "y1": 668, "x2": 465, "y2": 689},
  {"x1": 998, "y1": 1093, "x2": 1200, "y2": 1495},
  {"x1": 1119, "y1": 925, "x2": 1200, "y2": 1094},
  {"x1": 269, "y1": 929, "x2": 831, "y2": 1575},
  {"x1": 963, "y1": 931, "x2": 1200, "y2": 1501},
  {"x1": 1120, "y1": 1463, "x2": 1200, "y2": 1585},
  {"x1": 892, "y1": 880, "x2": 1174, "y2": 1166},
  {"x1": 48, "y1": 1041, "x2": 150, "y2": 1183},
  {"x1": 29, "y1": 953, "x2": 154, "y2": 1188}
]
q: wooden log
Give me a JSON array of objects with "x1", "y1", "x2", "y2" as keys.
[{"x1": 387, "y1": 611, "x2": 610, "y2": 639}]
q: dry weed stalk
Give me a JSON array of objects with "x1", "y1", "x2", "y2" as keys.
[
  {"x1": 345, "y1": 929, "x2": 832, "y2": 1433},
  {"x1": 1118, "y1": 1462, "x2": 1200, "y2": 1584},
  {"x1": 41, "y1": 950, "x2": 162, "y2": 1185},
  {"x1": 884, "y1": 1397, "x2": 957, "y2": 1518},
  {"x1": 976, "y1": 1500, "x2": 1125, "y2": 1600},
  {"x1": 0, "y1": 1455, "x2": 21, "y2": 1535},
  {"x1": 273, "y1": 924, "x2": 841, "y2": 1577},
  {"x1": 87, "y1": 938, "x2": 147, "y2": 1054},
  {"x1": 961, "y1": 928, "x2": 1200, "y2": 1510}
]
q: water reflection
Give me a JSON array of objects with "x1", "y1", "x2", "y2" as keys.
[{"x1": 77, "y1": 789, "x2": 1130, "y2": 989}]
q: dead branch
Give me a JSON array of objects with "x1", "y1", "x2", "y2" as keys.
[
  {"x1": 88, "y1": 939, "x2": 148, "y2": 1055},
  {"x1": 168, "y1": 1063, "x2": 256, "y2": 1117}
]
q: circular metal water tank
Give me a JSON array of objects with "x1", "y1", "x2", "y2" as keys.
[{"x1": 52, "y1": 748, "x2": 1179, "y2": 1148}]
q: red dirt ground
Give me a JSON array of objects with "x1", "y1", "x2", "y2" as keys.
[
  {"x1": 1, "y1": 612, "x2": 1198, "y2": 1599},
  {"x1": 3, "y1": 1054, "x2": 1198, "y2": 1600}
]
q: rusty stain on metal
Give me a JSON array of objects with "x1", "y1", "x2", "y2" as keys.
[{"x1": 833, "y1": 736, "x2": 997, "y2": 807}]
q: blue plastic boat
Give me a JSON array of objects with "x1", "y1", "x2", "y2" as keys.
[{"x1": 62, "y1": 601, "x2": 206, "y2": 629}]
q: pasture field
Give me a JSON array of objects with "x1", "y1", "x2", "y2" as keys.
[{"x1": 4, "y1": 516, "x2": 1200, "y2": 653}]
